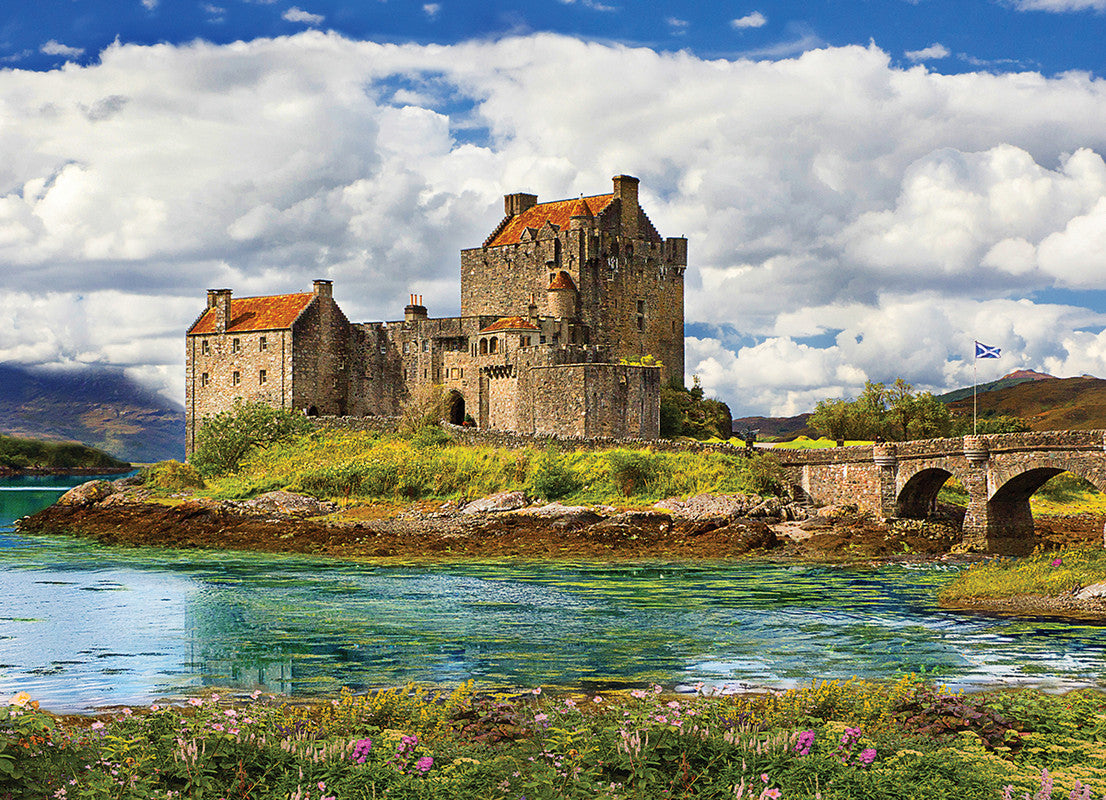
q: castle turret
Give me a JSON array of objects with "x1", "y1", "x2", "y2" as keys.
[
  {"x1": 568, "y1": 197, "x2": 594, "y2": 231},
  {"x1": 547, "y1": 271, "x2": 577, "y2": 319}
]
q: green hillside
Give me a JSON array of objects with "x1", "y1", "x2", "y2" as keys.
[{"x1": 0, "y1": 433, "x2": 129, "y2": 471}]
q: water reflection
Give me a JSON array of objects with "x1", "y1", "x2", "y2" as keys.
[{"x1": 1, "y1": 478, "x2": 1105, "y2": 712}]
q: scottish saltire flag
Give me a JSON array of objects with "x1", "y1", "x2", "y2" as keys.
[{"x1": 975, "y1": 341, "x2": 1001, "y2": 359}]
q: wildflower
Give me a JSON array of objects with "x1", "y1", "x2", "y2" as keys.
[
  {"x1": 858, "y1": 748, "x2": 877, "y2": 766},
  {"x1": 8, "y1": 691, "x2": 31, "y2": 708},
  {"x1": 1051, "y1": 557, "x2": 1063, "y2": 567},
  {"x1": 90, "y1": 722, "x2": 105, "y2": 731},
  {"x1": 532, "y1": 687, "x2": 541, "y2": 695},
  {"x1": 534, "y1": 713, "x2": 549, "y2": 725},
  {"x1": 630, "y1": 689, "x2": 648, "y2": 700},
  {"x1": 667, "y1": 700, "x2": 681, "y2": 709},
  {"x1": 121, "y1": 707, "x2": 133, "y2": 716},
  {"x1": 761, "y1": 774, "x2": 769, "y2": 783},
  {"x1": 250, "y1": 690, "x2": 262, "y2": 699},
  {"x1": 150, "y1": 704, "x2": 160, "y2": 712},
  {"x1": 794, "y1": 730, "x2": 815, "y2": 755},
  {"x1": 210, "y1": 694, "x2": 220, "y2": 701},
  {"x1": 415, "y1": 756, "x2": 434, "y2": 773},
  {"x1": 188, "y1": 698, "x2": 203, "y2": 707},
  {"x1": 593, "y1": 695, "x2": 603, "y2": 704}
]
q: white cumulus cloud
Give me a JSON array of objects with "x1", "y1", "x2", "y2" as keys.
[
  {"x1": 731, "y1": 11, "x2": 767, "y2": 28},
  {"x1": 283, "y1": 7, "x2": 324, "y2": 25},
  {"x1": 40, "y1": 40, "x2": 85, "y2": 58},
  {"x1": 904, "y1": 43, "x2": 950, "y2": 61},
  {"x1": 5, "y1": 34, "x2": 1106, "y2": 411}
]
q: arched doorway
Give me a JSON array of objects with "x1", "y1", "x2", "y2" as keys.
[
  {"x1": 306, "y1": 405, "x2": 318, "y2": 417},
  {"x1": 447, "y1": 391, "x2": 465, "y2": 425}
]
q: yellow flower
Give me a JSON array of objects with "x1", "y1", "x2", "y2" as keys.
[{"x1": 8, "y1": 692, "x2": 31, "y2": 708}]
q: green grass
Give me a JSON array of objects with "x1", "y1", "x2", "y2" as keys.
[
  {"x1": 5, "y1": 677, "x2": 1105, "y2": 799},
  {"x1": 940, "y1": 546, "x2": 1106, "y2": 601},
  {"x1": 770, "y1": 437, "x2": 873, "y2": 449},
  {"x1": 199, "y1": 428, "x2": 785, "y2": 505}
]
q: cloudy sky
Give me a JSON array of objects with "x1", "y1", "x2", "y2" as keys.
[{"x1": 5, "y1": 1, "x2": 1106, "y2": 416}]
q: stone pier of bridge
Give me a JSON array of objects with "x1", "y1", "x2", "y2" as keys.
[{"x1": 773, "y1": 431, "x2": 1106, "y2": 555}]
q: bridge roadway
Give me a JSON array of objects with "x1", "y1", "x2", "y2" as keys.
[{"x1": 771, "y1": 430, "x2": 1106, "y2": 554}]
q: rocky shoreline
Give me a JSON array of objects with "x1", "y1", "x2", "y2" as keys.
[{"x1": 15, "y1": 478, "x2": 1106, "y2": 619}]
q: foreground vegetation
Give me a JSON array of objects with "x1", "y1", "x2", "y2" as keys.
[
  {"x1": 3, "y1": 677, "x2": 1104, "y2": 799},
  {"x1": 0, "y1": 434, "x2": 128, "y2": 472}
]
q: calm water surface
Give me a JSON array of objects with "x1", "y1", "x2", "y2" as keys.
[{"x1": 1, "y1": 475, "x2": 1104, "y2": 712}]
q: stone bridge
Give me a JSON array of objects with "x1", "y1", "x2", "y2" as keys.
[{"x1": 773, "y1": 431, "x2": 1106, "y2": 554}]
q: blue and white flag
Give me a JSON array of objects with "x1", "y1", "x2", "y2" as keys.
[{"x1": 975, "y1": 341, "x2": 1001, "y2": 359}]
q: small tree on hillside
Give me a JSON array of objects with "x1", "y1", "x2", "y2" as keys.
[{"x1": 810, "y1": 380, "x2": 954, "y2": 442}]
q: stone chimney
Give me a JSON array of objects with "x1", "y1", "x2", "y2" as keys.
[
  {"x1": 208, "y1": 288, "x2": 232, "y2": 333},
  {"x1": 313, "y1": 279, "x2": 333, "y2": 298},
  {"x1": 504, "y1": 192, "x2": 538, "y2": 217},
  {"x1": 612, "y1": 174, "x2": 639, "y2": 238},
  {"x1": 405, "y1": 294, "x2": 428, "y2": 323}
]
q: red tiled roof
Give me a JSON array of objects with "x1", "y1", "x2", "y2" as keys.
[
  {"x1": 487, "y1": 194, "x2": 613, "y2": 247},
  {"x1": 187, "y1": 292, "x2": 315, "y2": 335},
  {"x1": 478, "y1": 316, "x2": 540, "y2": 333},
  {"x1": 548, "y1": 271, "x2": 577, "y2": 291}
]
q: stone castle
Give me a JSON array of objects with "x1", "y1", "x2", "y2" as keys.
[{"x1": 185, "y1": 175, "x2": 687, "y2": 454}]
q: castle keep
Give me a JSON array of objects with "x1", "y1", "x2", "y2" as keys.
[{"x1": 185, "y1": 175, "x2": 687, "y2": 454}]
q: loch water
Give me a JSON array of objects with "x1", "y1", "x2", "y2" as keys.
[{"x1": 1, "y1": 476, "x2": 1104, "y2": 712}]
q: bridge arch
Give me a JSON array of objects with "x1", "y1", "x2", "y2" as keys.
[{"x1": 894, "y1": 460, "x2": 972, "y2": 519}]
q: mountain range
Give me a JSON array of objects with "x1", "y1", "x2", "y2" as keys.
[
  {"x1": 0, "y1": 363, "x2": 184, "y2": 463},
  {"x1": 733, "y1": 370, "x2": 1106, "y2": 439}
]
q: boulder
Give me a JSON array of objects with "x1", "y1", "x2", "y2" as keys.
[
  {"x1": 654, "y1": 493, "x2": 757, "y2": 521},
  {"x1": 588, "y1": 510, "x2": 673, "y2": 538},
  {"x1": 237, "y1": 491, "x2": 337, "y2": 517},
  {"x1": 461, "y1": 490, "x2": 530, "y2": 515},
  {"x1": 57, "y1": 480, "x2": 116, "y2": 506},
  {"x1": 514, "y1": 503, "x2": 603, "y2": 529},
  {"x1": 1075, "y1": 582, "x2": 1106, "y2": 601}
]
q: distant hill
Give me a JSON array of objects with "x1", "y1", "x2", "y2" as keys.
[
  {"x1": 0, "y1": 363, "x2": 184, "y2": 463},
  {"x1": 732, "y1": 413, "x2": 815, "y2": 440},
  {"x1": 936, "y1": 369, "x2": 1056, "y2": 403},
  {"x1": 946, "y1": 375, "x2": 1106, "y2": 431}
]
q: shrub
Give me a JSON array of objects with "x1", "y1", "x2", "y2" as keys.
[
  {"x1": 528, "y1": 445, "x2": 581, "y2": 500},
  {"x1": 745, "y1": 452, "x2": 786, "y2": 495},
  {"x1": 399, "y1": 385, "x2": 447, "y2": 436},
  {"x1": 140, "y1": 460, "x2": 206, "y2": 491},
  {"x1": 607, "y1": 449, "x2": 658, "y2": 496},
  {"x1": 190, "y1": 399, "x2": 312, "y2": 477}
]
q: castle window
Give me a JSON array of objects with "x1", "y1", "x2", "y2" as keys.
[
  {"x1": 259, "y1": 369, "x2": 267, "y2": 385},
  {"x1": 479, "y1": 339, "x2": 488, "y2": 355},
  {"x1": 201, "y1": 339, "x2": 210, "y2": 356},
  {"x1": 404, "y1": 369, "x2": 408, "y2": 380},
  {"x1": 520, "y1": 336, "x2": 531, "y2": 348},
  {"x1": 200, "y1": 372, "x2": 209, "y2": 387},
  {"x1": 637, "y1": 300, "x2": 645, "y2": 314},
  {"x1": 637, "y1": 316, "x2": 644, "y2": 331},
  {"x1": 232, "y1": 338, "x2": 241, "y2": 353},
  {"x1": 403, "y1": 341, "x2": 409, "y2": 354},
  {"x1": 489, "y1": 337, "x2": 498, "y2": 354},
  {"x1": 423, "y1": 369, "x2": 428, "y2": 379},
  {"x1": 259, "y1": 336, "x2": 267, "y2": 352},
  {"x1": 232, "y1": 371, "x2": 240, "y2": 386},
  {"x1": 422, "y1": 340, "x2": 430, "y2": 352}
]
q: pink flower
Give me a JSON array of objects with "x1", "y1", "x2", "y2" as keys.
[
  {"x1": 317, "y1": 782, "x2": 327, "y2": 792},
  {"x1": 592, "y1": 695, "x2": 603, "y2": 704},
  {"x1": 763, "y1": 790, "x2": 781, "y2": 799},
  {"x1": 532, "y1": 687, "x2": 541, "y2": 695},
  {"x1": 188, "y1": 698, "x2": 203, "y2": 707},
  {"x1": 667, "y1": 701, "x2": 681, "y2": 709},
  {"x1": 1051, "y1": 558, "x2": 1063, "y2": 567},
  {"x1": 761, "y1": 773, "x2": 769, "y2": 783},
  {"x1": 415, "y1": 756, "x2": 434, "y2": 773},
  {"x1": 90, "y1": 722, "x2": 105, "y2": 730},
  {"x1": 858, "y1": 748, "x2": 877, "y2": 766}
]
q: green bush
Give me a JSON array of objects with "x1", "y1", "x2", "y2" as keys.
[
  {"x1": 607, "y1": 449, "x2": 658, "y2": 496},
  {"x1": 190, "y1": 399, "x2": 312, "y2": 477},
  {"x1": 528, "y1": 446, "x2": 581, "y2": 500},
  {"x1": 140, "y1": 460, "x2": 206, "y2": 491},
  {"x1": 746, "y1": 452, "x2": 786, "y2": 495}
]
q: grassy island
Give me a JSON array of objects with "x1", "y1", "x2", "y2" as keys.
[{"x1": 0, "y1": 433, "x2": 129, "y2": 473}]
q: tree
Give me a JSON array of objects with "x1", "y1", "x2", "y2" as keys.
[
  {"x1": 190, "y1": 399, "x2": 312, "y2": 476},
  {"x1": 810, "y1": 380, "x2": 954, "y2": 442},
  {"x1": 660, "y1": 376, "x2": 732, "y2": 440}
]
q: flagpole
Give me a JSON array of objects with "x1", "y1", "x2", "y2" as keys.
[{"x1": 973, "y1": 353, "x2": 977, "y2": 436}]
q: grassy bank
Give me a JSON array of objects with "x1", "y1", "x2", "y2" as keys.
[
  {"x1": 185, "y1": 428, "x2": 785, "y2": 506},
  {"x1": 940, "y1": 546, "x2": 1106, "y2": 603},
  {"x1": 4, "y1": 677, "x2": 1104, "y2": 799}
]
